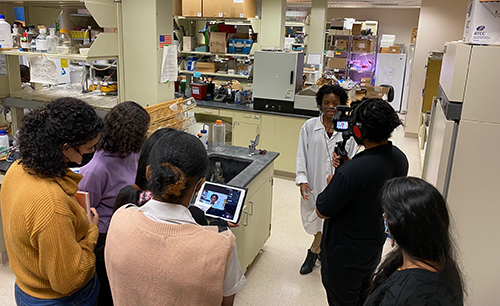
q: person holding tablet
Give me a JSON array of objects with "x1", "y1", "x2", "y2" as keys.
[{"x1": 105, "y1": 130, "x2": 246, "y2": 306}]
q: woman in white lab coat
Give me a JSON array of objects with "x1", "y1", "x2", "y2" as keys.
[{"x1": 296, "y1": 85, "x2": 357, "y2": 275}]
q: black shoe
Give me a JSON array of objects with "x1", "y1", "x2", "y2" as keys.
[{"x1": 300, "y1": 249, "x2": 318, "y2": 275}]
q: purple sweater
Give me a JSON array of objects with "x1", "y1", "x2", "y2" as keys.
[{"x1": 79, "y1": 150, "x2": 140, "y2": 233}]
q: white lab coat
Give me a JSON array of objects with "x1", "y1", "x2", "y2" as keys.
[{"x1": 295, "y1": 116, "x2": 357, "y2": 235}]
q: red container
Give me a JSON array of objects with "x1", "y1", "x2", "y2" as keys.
[{"x1": 191, "y1": 83, "x2": 208, "y2": 100}]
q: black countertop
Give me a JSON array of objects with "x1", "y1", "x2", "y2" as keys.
[
  {"x1": 195, "y1": 100, "x2": 312, "y2": 119},
  {"x1": 207, "y1": 144, "x2": 279, "y2": 188}
]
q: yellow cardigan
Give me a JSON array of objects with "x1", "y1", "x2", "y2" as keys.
[{"x1": 1, "y1": 162, "x2": 98, "y2": 299}]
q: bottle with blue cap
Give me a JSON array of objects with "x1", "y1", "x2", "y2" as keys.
[
  {"x1": 199, "y1": 124, "x2": 209, "y2": 150},
  {"x1": 0, "y1": 129, "x2": 9, "y2": 157},
  {"x1": 0, "y1": 15, "x2": 13, "y2": 49}
]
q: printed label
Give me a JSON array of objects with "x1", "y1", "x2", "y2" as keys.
[
  {"x1": 193, "y1": 87, "x2": 200, "y2": 95},
  {"x1": 197, "y1": 12, "x2": 201, "y2": 17},
  {"x1": 234, "y1": 0, "x2": 244, "y2": 3},
  {"x1": 60, "y1": 59, "x2": 69, "y2": 68},
  {"x1": 219, "y1": 13, "x2": 223, "y2": 17},
  {"x1": 240, "y1": 13, "x2": 244, "y2": 18}
]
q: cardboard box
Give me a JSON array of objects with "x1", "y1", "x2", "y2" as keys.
[
  {"x1": 183, "y1": 36, "x2": 197, "y2": 51},
  {"x1": 411, "y1": 27, "x2": 418, "y2": 44},
  {"x1": 463, "y1": 0, "x2": 500, "y2": 45},
  {"x1": 182, "y1": 0, "x2": 202, "y2": 17},
  {"x1": 353, "y1": 40, "x2": 374, "y2": 53},
  {"x1": 336, "y1": 39, "x2": 348, "y2": 52},
  {"x1": 174, "y1": 0, "x2": 182, "y2": 16},
  {"x1": 327, "y1": 57, "x2": 347, "y2": 69},
  {"x1": 352, "y1": 23, "x2": 362, "y2": 36},
  {"x1": 380, "y1": 46, "x2": 401, "y2": 54},
  {"x1": 196, "y1": 62, "x2": 218, "y2": 73},
  {"x1": 203, "y1": 0, "x2": 224, "y2": 18},
  {"x1": 365, "y1": 85, "x2": 390, "y2": 99},
  {"x1": 360, "y1": 77, "x2": 371, "y2": 87},
  {"x1": 210, "y1": 32, "x2": 227, "y2": 53},
  {"x1": 224, "y1": 0, "x2": 256, "y2": 19}
]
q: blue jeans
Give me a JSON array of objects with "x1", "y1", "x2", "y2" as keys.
[{"x1": 15, "y1": 273, "x2": 100, "y2": 306}]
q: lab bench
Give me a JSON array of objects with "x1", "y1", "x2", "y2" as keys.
[{"x1": 193, "y1": 100, "x2": 311, "y2": 176}]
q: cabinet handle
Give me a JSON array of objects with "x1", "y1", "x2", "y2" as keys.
[
  {"x1": 243, "y1": 114, "x2": 251, "y2": 118},
  {"x1": 242, "y1": 210, "x2": 249, "y2": 226},
  {"x1": 246, "y1": 201, "x2": 254, "y2": 215},
  {"x1": 205, "y1": 110, "x2": 213, "y2": 113}
]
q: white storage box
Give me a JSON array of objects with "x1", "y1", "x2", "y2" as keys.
[{"x1": 463, "y1": 0, "x2": 500, "y2": 45}]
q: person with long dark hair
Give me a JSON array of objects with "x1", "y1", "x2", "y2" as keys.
[
  {"x1": 295, "y1": 85, "x2": 357, "y2": 274},
  {"x1": 1, "y1": 98, "x2": 103, "y2": 305},
  {"x1": 105, "y1": 130, "x2": 244, "y2": 306},
  {"x1": 78, "y1": 101, "x2": 150, "y2": 305},
  {"x1": 364, "y1": 177, "x2": 464, "y2": 305}
]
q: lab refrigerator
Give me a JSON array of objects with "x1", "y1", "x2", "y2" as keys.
[
  {"x1": 375, "y1": 53, "x2": 406, "y2": 112},
  {"x1": 253, "y1": 51, "x2": 304, "y2": 114},
  {"x1": 422, "y1": 41, "x2": 500, "y2": 305}
]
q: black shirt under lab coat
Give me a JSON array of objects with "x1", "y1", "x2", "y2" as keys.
[{"x1": 317, "y1": 142, "x2": 409, "y2": 271}]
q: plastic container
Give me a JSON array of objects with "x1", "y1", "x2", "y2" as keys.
[
  {"x1": 0, "y1": 129, "x2": 9, "y2": 156},
  {"x1": 235, "y1": 91, "x2": 242, "y2": 104},
  {"x1": 212, "y1": 120, "x2": 225, "y2": 151},
  {"x1": 59, "y1": 29, "x2": 72, "y2": 47},
  {"x1": 21, "y1": 32, "x2": 29, "y2": 51},
  {"x1": 0, "y1": 15, "x2": 13, "y2": 49},
  {"x1": 191, "y1": 83, "x2": 207, "y2": 100},
  {"x1": 46, "y1": 28, "x2": 59, "y2": 54},
  {"x1": 36, "y1": 28, "x2": 48, "y2": 53},
  {"x1": 228, "y1": 39, "x2": 253, "y2": 54},
  {"x1": 199, "y1": 124, "x2": 209, "y2": 150},
  {"x1": 11, "y1": 26, "x2": 21, "y2": 48}
]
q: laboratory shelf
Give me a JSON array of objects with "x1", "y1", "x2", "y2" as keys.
[
  {"x1": 179, "y1": 51, "x2": 252, "y2": 58},
  {"x1": 179, "y1": 70, "x2": 251, "y2": 79},
  {"x1": 3, "y1": 97, "x2": 112, "y2": 117},
  {"x1": 0, "y1": 50, "x2": 116, "y2": 61}
]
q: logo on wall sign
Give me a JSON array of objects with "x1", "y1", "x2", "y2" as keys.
[{"x1": 475, "y1": 25, "x2": 487, "y2": 36}]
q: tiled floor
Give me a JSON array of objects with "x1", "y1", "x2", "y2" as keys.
[{"x1": 0, "y1": 124, "x2": 420, "y2": 306}]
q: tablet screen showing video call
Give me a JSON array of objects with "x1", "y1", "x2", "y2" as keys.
[{"x1": 194, "y1": 182, "x2": 247, "y2": 224}]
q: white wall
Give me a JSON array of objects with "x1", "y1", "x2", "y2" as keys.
[
  {"x1": 404, "y1": 0, "x2": 468, "y2": 137},
  {"x1": 327, "y1": 8, "x2": 420, "y2": 45}
]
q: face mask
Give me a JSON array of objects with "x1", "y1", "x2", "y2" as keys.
[
  {"x1": 73, "y1": 147, "x2": 95, "y2": 167},
  {"x1": 80, "y1": 152, "x2": 95, "y2": 167}
]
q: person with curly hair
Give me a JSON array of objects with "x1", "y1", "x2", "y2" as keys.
[
  {"x1": 0, "y1": 97, "x2": 103, "y2": 305},
  {"x1": 316, "y1": 98, "x2": 409, "y2": 306},
  {"x1": 106, "y1": 130, "x2": 245, "y2": 306},
  {"x1": 295, "y1": 85, "x2": 358, "y2": 275},
  {"x1": 78, "y1": 101, "x2": 150, "y2": 305}
]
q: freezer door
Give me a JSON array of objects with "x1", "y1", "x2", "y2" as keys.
[
  {"x1": 462, "y1": 44, "x2": 500, "y2": 124},
  {"x1": 422, "y1": 98, "x2": 456, "y2": 195},
  {"x1": 253, "y1": 52, "x2": 300, "y2": 102},
  {"x1": 446, "y1": 119, "x2": 500, "y2": 305},
  {"x1": 439, "y1": 42, "x2": 471, "y2": 103},
  {"x1": 375, "y1": 53, "x2": 407, "y2": 112}
]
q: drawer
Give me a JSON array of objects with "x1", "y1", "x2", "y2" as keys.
[
  {"x1": 194, "y1": 107, "x2": 220, "y2": 116},
  {"x1": 234, "y1": 112, "x2": 261, "y2": 125}
]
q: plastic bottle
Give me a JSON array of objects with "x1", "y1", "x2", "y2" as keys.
[
  {"x1": 36, "y1": 28, "x2": 48, "y2": 53},
  {"x1": 30, "y1": 39, "x2": 36, "y2": 52},
  {"x1": 0, "y1": 15, "x2": 13, "y2": 49},
  {"x1": 20, "y1": 32, "x2": 29, "y2": 51},
  {"x1": 210, "y1": 161, "x2": 225, "y2": 183},
  {"x1": 0, "y1": 129, "x2": 9, "y2": 156},
  {"x1": 212, "y1": 120, "x2": 225, "y2": 151},
  {"x1": 46, "y1": 28, "x2": 59, "y2": 54},
  {"x1": 235, "y1": 91, "x2": 242, "y2": 104},
  {"x1": 199, "y1": 125, "x2": 209, "y2": 150},
  {"x1": 59, "y1": 29, "x2": 72, "y2": 47},
  {"x1": 11, "y1": 26, "x2": 22, "y2": 48}
]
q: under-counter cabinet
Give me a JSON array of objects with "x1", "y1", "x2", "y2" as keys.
[{"x1": 231, "y1": 163, "x2": 274, "y2": 272}]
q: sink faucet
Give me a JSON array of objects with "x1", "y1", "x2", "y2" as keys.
[{"x1": 248, "y1": 134, "x2": 260, "y2": 156}]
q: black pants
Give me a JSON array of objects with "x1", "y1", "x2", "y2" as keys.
[
  {"x1": 321, "y1": 263, "x2": 374, "y2": 306},
  {"x1": 95, "y1": 233, "x2": 114, "y2": 306}
]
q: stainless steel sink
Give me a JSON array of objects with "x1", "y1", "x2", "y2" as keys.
[{"x1": 207, "y1": 155, "x2": 253, "y2": 183}]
